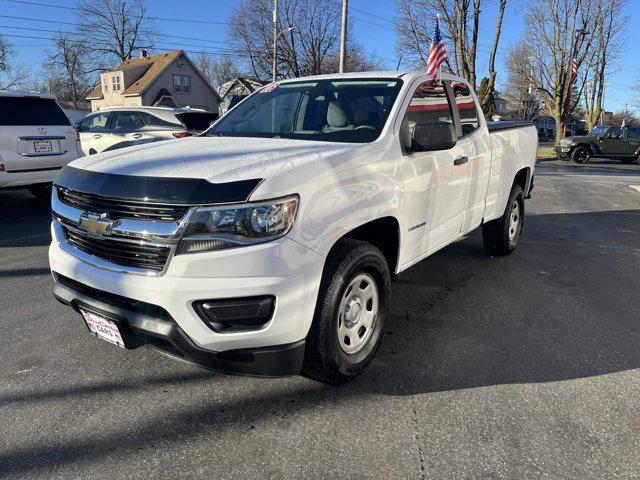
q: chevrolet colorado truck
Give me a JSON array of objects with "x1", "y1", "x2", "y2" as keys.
[
  {"x1": 554, "y1": 124, "x2": 640, "y2": 164},
  {"x1": 49, "y1": 72, "x2": 537, "y2": 384}
]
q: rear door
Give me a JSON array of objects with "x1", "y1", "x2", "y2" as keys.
[
  {"x1": 77, "y1": 112, "x2": 113, "y2": 155},
  {"x1": 108, "y1": 110, "x2": 152, "y2": 151},
  {"x1": 0, "y1": 96, "x2": 78, "y2": 172},
  {"x1": 627, "y1": 127, "x2": 640, "y2": 156}
]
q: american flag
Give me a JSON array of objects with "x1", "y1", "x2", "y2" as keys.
[
  {"x1": 426, "y1": 15, "x2": 447, "y2": 78},
  {"x1": 571, "y1": 57, "x2": 578, "y2": 85}
]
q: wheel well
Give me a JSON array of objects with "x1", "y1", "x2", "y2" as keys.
[
  {"x1": 513, "y1": 167, "x2": 530, "y2": 192},
  {"x1": 338, "y1": 216, "x2": 400, "y2": 273}
]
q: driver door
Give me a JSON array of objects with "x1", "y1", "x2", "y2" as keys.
[
  {"x1": 602, "y1": 127, "x2": 624, "y2": 155},
  {"x1": 400, "y1": 80, "x2": 466, "y2": 263}
]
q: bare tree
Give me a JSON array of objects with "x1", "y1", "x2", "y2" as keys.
[
  {"x1": 582, "y1": 0, "x2": 627, "y2": 129},
  {"x1": 394, "y1": 0, "x2": 506, "y2": 89},
  {"x1": 228, "y1": 0, "x2": 378, "y2": 80},
  {"x1": 0, "y1": 35, "x2": 28, "y2": 90},
  {"x1": 610, "y1": 108, "x2": 638, "y2": 126},
  {"x1": 502, "y1": 42, "x2": 539, "y2": 120},
  {"x1": 76, "y1": 0, "x2": 156, "y2": 67},
  {"x1": 44, "y1": 33, "x2": 94, "y2": 109},
  {"x1": 516, "y1": 0, "x2": 601, "y2": 142},
  {"x1": 196, "y1": 53, "x2": 243, "y2": 90}
]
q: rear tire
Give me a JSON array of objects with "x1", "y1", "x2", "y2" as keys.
[
  {"x1": 482, "y1": 184, "x2": 524, "y2": 256},
  {"x1": 28, "y1": 183, "x2": 52, "y2": 200},
  {"x1": 571, "y1": 146, "x2": 591, "y2": 163},
  {"x1": 302, "y1": 239, "x2": 391, "y2": 385}
]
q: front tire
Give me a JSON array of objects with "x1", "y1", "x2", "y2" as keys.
[
  {"x1": 303, "y1": 239, "x2": 391, "y2": 385},
  {"x1": 571, "y1": 146, "x2": 591, "y2": 163},
  {"x1": 482, "y1": 184, "x2": 525, "y2": 256}
]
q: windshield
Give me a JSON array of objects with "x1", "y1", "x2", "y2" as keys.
[
  {"x1": 587, "y1": 125, "x2": 608, "y2": 136},
  {"x1": 209, "y1": 78, "x2": 403, "y2": 143}
]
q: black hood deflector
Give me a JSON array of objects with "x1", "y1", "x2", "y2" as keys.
[{"x1": 54, "y1": 166, "x2": 261, "y2": 205}]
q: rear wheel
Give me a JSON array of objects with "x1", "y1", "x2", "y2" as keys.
[
  {"x1": 303, "y1": 239, "x2": 390, "y2": 385},
  {"x1": 28, "y1": 183, "x2": 52, "y2": 200},
  {"x1": 571, "y1": 146, "x2": 591, "y2": 163},
  {"x1": 482, "y1": 184, "x2": 524, "y2": 256}
]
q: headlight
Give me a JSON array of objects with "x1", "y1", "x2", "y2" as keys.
[{"x1": 177, "y1": 195, "x2": 298, "y2": 254}]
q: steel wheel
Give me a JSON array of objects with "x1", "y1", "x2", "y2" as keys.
[
  {"x1": 337, "y1": 273, "x2": 379, "y2": 355},
  {"x1": 508, "y1": 198, "x2": 522, "y2": 247}
]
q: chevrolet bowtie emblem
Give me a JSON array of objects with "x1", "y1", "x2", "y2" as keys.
[{"x1": 78, "y1": 212, "x2": 118, "y2": 237}]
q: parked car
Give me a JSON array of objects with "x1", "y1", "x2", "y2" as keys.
[
  {"x1": 0, "y1": 91, "x2": 81, "y2": 198},
  {"x1": 77, "y1": 106, "x2": 219, "y2": 155},
  {"x1": 49, "y1": 72, "x2": 537, "y2": 384},
  {"x1": 554, "y1": 125, "x2": 640, "y2": 163}
]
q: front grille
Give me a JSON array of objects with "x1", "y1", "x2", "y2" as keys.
[
  {"x1": 57, "y1": 187, "x2": 190, "y2": 222},
  {"x1": 63, "y1": 226, "x2": 172, "y2": 272}
]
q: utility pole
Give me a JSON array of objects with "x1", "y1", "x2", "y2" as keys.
[
  {"x1": 272, "y1": 0, "x2": 278, "y2": 82},
  {"x1": 339, "y1": 0, "x2": 348, "y2": 73}
]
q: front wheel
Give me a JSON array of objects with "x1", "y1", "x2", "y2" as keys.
[
  {"x1": 571, "y1": 146, "x2": 591, "y2": 163},
  {"x1": 482, "y1": 184, "x2": 524, "y2": 256},
  {"x1": 303, "y1": 239, "x2": 391, "y2": 385}
]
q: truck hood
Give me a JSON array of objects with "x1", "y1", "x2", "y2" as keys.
[{"x1": 70, "y1": 136, "x2": 355, "y2": 183}]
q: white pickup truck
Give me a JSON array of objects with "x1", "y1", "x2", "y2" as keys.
[{"x1": 49, "y1": 72, "x2": 537, "y2": 384}]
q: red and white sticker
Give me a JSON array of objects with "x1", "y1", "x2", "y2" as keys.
[{"x1": 261, "y1": 82, "x2": 280, "y2": 93}]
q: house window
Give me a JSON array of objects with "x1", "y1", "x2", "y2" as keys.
[
  {"x1": 112, "y1": 75, "x2": 121, "y2": 92},
  {"x1": 174, "y1": 75, "x2": 191, "y2": 94},
  {"x1": 102, "y1": 77, "x2": 109, "y2": 94}
]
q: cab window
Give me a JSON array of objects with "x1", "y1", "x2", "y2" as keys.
[
  {"x1": 79, "y1": 113, "x2": 109, "y2": 132},
  {"x1": 449, "y1": 81, "x2": 480, "y2": 137},
  {"x1": 628, "y1": 127, "x2": 640, "y2": 139}
]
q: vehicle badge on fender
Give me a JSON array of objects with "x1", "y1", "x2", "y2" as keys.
[
  {"x1": 37, "y1": 127, "x2": 47, "y2": 135},
  {"x1": 78, "y1": 212, "x2": 118, "y2": 237}
]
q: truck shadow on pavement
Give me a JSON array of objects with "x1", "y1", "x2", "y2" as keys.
[{"x1": 366, "y1": 208, "x2": 640, "y2": 395}]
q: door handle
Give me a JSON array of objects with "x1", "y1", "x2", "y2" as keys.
[
  {"x1": 132, "y1": 133, "x2": 143, "y2": 139},
  {"x1": 454, "y1": 156, "x2": 469, "y2": 166},
  {"x1": 92, "y1": 134, "x2": 102, "y2": 139}
]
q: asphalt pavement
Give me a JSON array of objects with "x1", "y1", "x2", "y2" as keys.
[{"x1": 1, "y1": 163, "x2": 639, "y2": 479}]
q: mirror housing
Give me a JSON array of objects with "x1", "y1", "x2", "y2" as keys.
[{"x1": 409, "y1": 120, "x2": 457, "y2": 152}]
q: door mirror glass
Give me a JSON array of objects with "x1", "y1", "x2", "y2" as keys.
[{"x1": 410, "y1": 120, "x2": 457, "y2": 152}]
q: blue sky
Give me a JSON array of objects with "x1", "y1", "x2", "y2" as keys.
[{"x1": 2, "y1": 0, "x2": 638, "y2": 112}]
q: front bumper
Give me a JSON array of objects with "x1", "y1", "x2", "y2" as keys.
[
  {"x1": 49, "y1": 223, "x2": 324, "y2": 375},
  {"x1": 553, "y1": 145, "x2": 572, "y2": 157},
  {"x1": 52, "y1": 273, "x2": 306, "y2": 376}
]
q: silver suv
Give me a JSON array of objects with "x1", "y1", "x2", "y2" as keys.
[
  {"x1": 0, "y1": 91, "x2": 81, "y2": 198},
  {"x1": 77, "y1": 106, "x2": 219, "y2": 155}
]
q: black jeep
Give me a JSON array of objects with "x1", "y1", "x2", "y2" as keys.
[{"x1": 554, "y1": 125, "x2": 640, "y2": 164}]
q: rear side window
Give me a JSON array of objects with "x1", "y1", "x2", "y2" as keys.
[
  {"x1": 0, "y1": 97, "x2": 70, "y2": 126},
  {"x1": 140, "y1": 112, "x2": 182, "y2": 129},
  {"x1": 626, "y1": 127, "x2": 639, "y2": 139},
  {"x1": 112, "y1": 111, "x2": 145, "y2": 130},
  {"x1": 449, "y1": 82, "x2": 480, "y2": 137}
]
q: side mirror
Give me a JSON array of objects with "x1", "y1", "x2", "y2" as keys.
[
  {"x1": 409, "y1": 120, "x2": 457, "y2": 152},
  {"x1": 75, "y1": 123, "x2": 83, "y2": 132}
]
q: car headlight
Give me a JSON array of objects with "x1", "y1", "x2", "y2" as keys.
[{"x1": 176, "y1": 195, "x2": 298, "y2": 254}]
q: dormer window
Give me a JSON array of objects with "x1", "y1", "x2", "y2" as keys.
[
  {"x1": 112, "y1": 75, "x2": 121, "y2": 92},
  {"x1": 103, "y1": 77, "x2": 109, "y2": 94}
]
